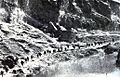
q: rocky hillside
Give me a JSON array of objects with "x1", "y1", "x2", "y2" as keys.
[
  {"x1": 0, "y1": 0, "x2": 120, "y2": 77},
  {"x1": 1, "y1": 0, "x2": 120, "y2": 38},
  {"x1": 17, "y1": 0, "x2": 115, "y2": 30}
]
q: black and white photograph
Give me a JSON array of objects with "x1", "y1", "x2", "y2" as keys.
[{"x1": 0, "y1": 0, "x2": 120, "y2": 77}]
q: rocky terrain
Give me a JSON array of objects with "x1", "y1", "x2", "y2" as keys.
[{"x1": 0, "y1": 0, "x2": 119, "y2": 77}]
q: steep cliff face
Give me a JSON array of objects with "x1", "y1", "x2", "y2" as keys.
[
  {"x1": 17, "y1": 0, "x2": 112, "y2": 31},
  {"x1": 59, "y1": 0, "x2": 111, "y2": 30},
  {"x1": 2, "y1": 0, "x2": 120, "y2": 32},
  {"x1": 1, "y1": 0, "x2": 120, "y2": 41},
  {"x1": 110, "y1": 0, "x2": 120, "y2": 30}
]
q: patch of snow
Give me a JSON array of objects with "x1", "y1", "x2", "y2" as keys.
[
  {"x1": 101, "y1": 1, "x2": 109, "y2": 5},
  {"x1": 72, "y1": 2, "x2": 77, "y2": 6},
  {"x1": 112, "y1": 0, "x2": 120, "y2": 3},
  {"x1": 49, "y1": 21, "x2": 58, "y2": 30},
  {"x1": 59, "y1": 10, "x2": 65, "y2": 17},
  {"x1": 59, "y1": 26, "x2": 67, "y2": 31}
]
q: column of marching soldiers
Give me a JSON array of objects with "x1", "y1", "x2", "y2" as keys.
[{"x1": 0, "y1": 40, "x2": 115, "y2": 77}]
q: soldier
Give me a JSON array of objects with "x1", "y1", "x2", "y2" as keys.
[
  {"x1": 0, "y1": 71, "x2": 4, "y2": 77},
  {"x1": 37, "y1": 53, "x2": 42, "y2": 58},
  {"x1": 47, "y1": 50, "x2": 51, "y2": 53},
  {"x1": 26, "y1": 74, "x2": 33, "y2": 77},
  {"x1": 53, "y1": 49, "x2": 56, "y2": 53},
  {"x1": 87, "y1": 43, "x2": 90, "y2": 46},
  {"x1": 3, "y1": 66, "x2": 8, "y2": 72},
  {"x1": 21, "y1": 61, "x2": 24, "y2": 66},
  {"x1": 26, "y1": 57, "x2": 29, "y2": 61},
  {"x1": 12, "y1": 70, "x2": 17, "y2": 74},
  {"x1": 44, "y1": 51, "x2": 46, "y2": 55}
]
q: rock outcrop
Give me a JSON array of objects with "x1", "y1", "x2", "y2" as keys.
[
  {"x1": 1, "y1": 0, "x2": 120, "y2": 42},
  {"x1": 17, "y1": 0, "x2": 112, "y2": 31},
  {"x1": 1, "y1": 0, "x2": 120, "y2": 32}
]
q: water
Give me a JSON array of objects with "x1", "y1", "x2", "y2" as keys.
[{"x1": 34, "y1": 52, "x2": 120, "y2": 77}]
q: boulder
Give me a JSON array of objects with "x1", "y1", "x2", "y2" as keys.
[{"x1": 104, "y1": 47, "x2": 118, "y2": 54}]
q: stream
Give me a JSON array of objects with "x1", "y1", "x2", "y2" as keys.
[{"x1": 34, "y1": 52, "x2": 120, "y2": 77}]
